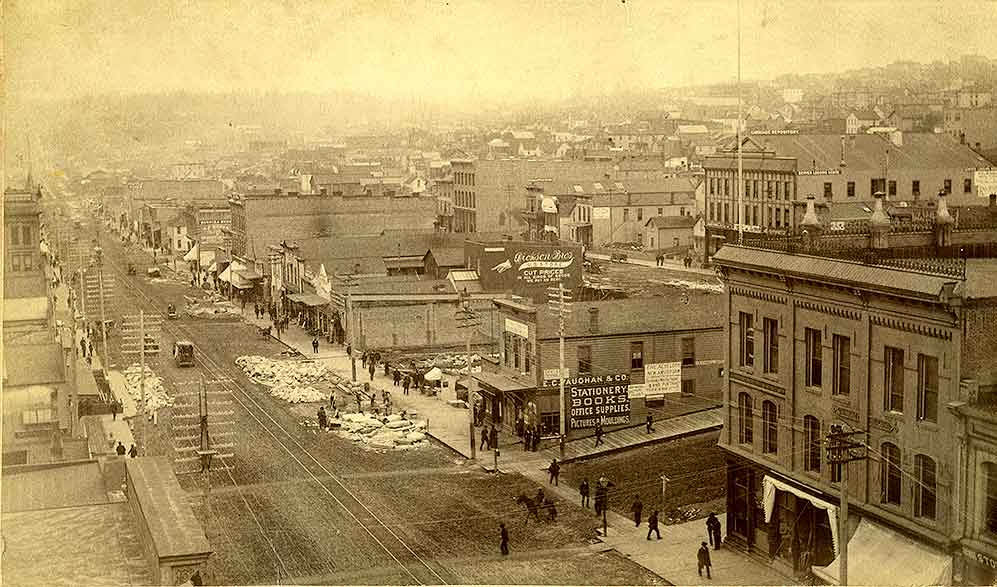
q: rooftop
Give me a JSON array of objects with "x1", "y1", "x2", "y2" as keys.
[
  {"x1": 646, "y1": 215, "x2": 697, "y2": 229},
  {"x1": 3, "y1": 343, "x2": 66, "y2": 387},
  {"x1": 537, "y1": 177, "x2": 699, "y2": 197},
  {"x1": 2, "y1": 461, "x2": 107, "y2": 512},
  {"x1": 532, "y1": 293, "x2": 724, "y2": 339}
]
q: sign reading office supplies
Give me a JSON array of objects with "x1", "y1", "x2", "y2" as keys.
[{"x1": 544, "y1": 373, "x2": 632, "y2": 429}]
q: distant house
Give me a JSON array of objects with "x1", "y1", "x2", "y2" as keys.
[
  {"x1": 643, "y1": 215, "x2": 697, "y2": 251},
  {"x1": 424, "y1": 247, "x2": 466, "y2": 279}
]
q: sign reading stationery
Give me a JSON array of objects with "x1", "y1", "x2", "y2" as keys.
[{"x1": 543, "y1": 373, "x2": 631, "y2": 429}]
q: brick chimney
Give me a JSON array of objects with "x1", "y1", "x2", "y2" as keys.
[
  {"x1": 935, "y1": 189, "x2": 954, "y2": 247},
  {"x1": 869, "y1": 191, "x2": 891, "y2": 249},
  {"x1": 588, "y1": 307, "x2": 599, "y2": 333}
]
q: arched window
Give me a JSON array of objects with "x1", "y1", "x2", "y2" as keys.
[
  {"x1": 881, "y1": 442, "x2": 902, "y2": 505},
  {"x1": 762, "y1": 401, "x2": 778, "y2": 454},
  {"x1": 913, "y1": 454, "x2": 936, "y2": 519},
  {"x1": 738, "y1": 393, "x2": 753, "y2": 445},
  {"x1": 804, "y1": 415, "x2": 821, "y2": 472}
]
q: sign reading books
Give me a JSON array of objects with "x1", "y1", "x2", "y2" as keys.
[{"x1": 544, "y1": 373, "x2": 631, "y2": 429}]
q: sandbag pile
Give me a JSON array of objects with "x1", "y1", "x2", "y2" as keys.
[
  {"x1": 328, "y1": 411, "x2": 430, "y2": 451},
  {"x1": 235, "y1": 355, "x2": 332, "y2": 403},
  {"x1": 122, "y1": 364, "x2": 174, "y2": 413}
]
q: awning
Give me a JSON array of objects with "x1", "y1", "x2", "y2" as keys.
[
  {"x1": 286, "y1": 293, "x2": 306, "y2": 303},
  {"x1": 424, "y1": 367, "x2": 444, "y2": 381},
  {"x1": 218, "y1": 266, "x2": 232, "y2": 283},
  {"x1": 813, "y1": 517, "x2": 952, "y2": 586},
  {"x1": 763, "y1": 475, "x2": 839, "y2": 555},
  {"x1": 236, "y1": 268, "x2": 262, "y2": 280},
  {"x1": 299, "y1": 294, "x2": 329, "y2": 307},
  {"x1": 473, "y1": 370, "x2": 532, "y2": 393},
  {"x1": 182, "y1": 244, "x2": 199, "y2": 262},
  {"x1": 230, "y1": 273, "x2": 253, "y2": 289}
]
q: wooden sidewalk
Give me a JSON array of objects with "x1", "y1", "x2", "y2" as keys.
[{"x1": 542, "y1": 407, "x2": 724, "y2": 464}]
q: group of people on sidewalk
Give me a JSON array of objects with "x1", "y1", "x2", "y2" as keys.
[{"x1": 627, "y1": 495, "x2": 723, "y2": 579}]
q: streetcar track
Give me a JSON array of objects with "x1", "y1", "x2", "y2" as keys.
[{"x1": 102, "y1": 236, "x2": 451, "y2": 585}]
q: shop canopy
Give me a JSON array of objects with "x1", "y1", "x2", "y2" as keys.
[
  {"x1": 182, "y1": 243, "x2": 199, "y2": 262},
  {"x1": 287, "y1": 293, "x2": 328, "y2": 306},
  {"x1": 813, "y1": 517, "x2": 952, "y2": 586},
  {"x1": 763, "y1": 475, "x2": 839, "y2": 556}
]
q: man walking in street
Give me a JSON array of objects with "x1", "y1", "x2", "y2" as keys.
[
  {"x1": 110, "y1": 400, "x2": 119, "y2": 421},
  {"x1": 631, "y1": 495, "x2": 644, "y2": 527},
  {"x1": 489, "y1": 426, "x2": 498, "y2": 452},
  {"x1": 594, "y1": 421, "x2": 604, "y2": 447},
  {"x1": 393, "y1": 369, "x2": 401, "y2": 387},
  {"x1": 312, "y1": 337, "x2": 319, "y2": 354},
  {"x1": 368, "y1": 361, "x2": 375, "y2": 382},
  {"x1": 499, "y1": 523, "x2": 509, "y2": 555},
  {"x1": 646, "y1": 509, "x2": 661, "y2": 540},
  {"x1": 115, "y1": 442, "x2": 126, "y2": 456},
  {"x1": 548, "y1": 458, "x2": 560, "y2": 486},
  {"x1": 403, "y1": 375, "x2": 411, "y2": 395},
  {"x1": 706, "y1": 512, "x2": 722, "y2": 549},
  {"x1": 128, "y1": 444, "x2": 138, "y2": 458},
  {"x1": 317, "y1": 406, "x2": 327, "y2": 430},
  {"x1": 645, "y1": 413, "x2": 654, "y2": 434},
  {"x1": 480, "y1": 425, "x2": 490, "y2": 451},
  {"x1": 697, "y1": 541, "x2": 712, "y2": 579},
  {"x1": 579, "y1": 479, "x2": 590, "y2": 508}
]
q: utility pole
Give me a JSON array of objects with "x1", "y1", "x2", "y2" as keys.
[
  {"x1": 455, "y1": 288, "x2": 480, "y2": 459},
  {"x1": 121, "y1": 311, "x2": 161, "y2": 456},
  {"x1": 826, "y1": 423, "x2": 869, "y2": 587},
  {"x1": 547, "y1": 282, "x2": 572, "y2": 458}
]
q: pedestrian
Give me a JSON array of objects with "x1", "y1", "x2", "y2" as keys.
[
  {"x1": 631, "y1": 495, "x2": 644, "y2": 527},
  {"x1": 646, "y1": 413, "x2": 654, "y2": 434},
  {"x1": 499, "y1": 523, "x2": 509, "y2": 555},
  {"x1": 312, "y1": 337, "x2": 319, "y2": 354},
  {"x1": 697, "y1": 541, "x2": 712, "y2": 579},
  {"x1": 383, "y1": 360, "x2": 390, "y2": 377},
  {"x1": 393, "y1": 369, "x2": 401, "y2": 387},
  {"x1": 522, "y1": 428, "x2": 531, "y2": 451},
  {"x1": 594, "y1": 421, "x2": 604, "y2": 447},
  {"x1": 128, "y1": 444, "x2": 138, "y2": 458},
  {"x1": 88, "y1": 339, "x2": 94, "y2": 360},
  {"x1": 489, "y1": 426, "x2": 498, "y2": 451},
  {"x1": 579, "y1": 478, "x2": 590, "y2": 508},
  {"x1": 79, "y1": 337, "x2": 86, "y2": 358},
  {"x1": 317, "y1": 406, "x2": 327, "y2": 430},
  {"x1": 329, "y1": 393, "x2": 336, "y2": 410},
  {"x1": 706, "y1": 512, "x2": 722, "y2": 549},
  {"x1": 110, "y1": 400, "x2": 118, "y2": 421},
  {"x1": 646, "y1": 509, "x2": 661, "y2": 540},
  {"x1": 346, "y1": 344, "x2": 352, "y2": 358},
  {"x1": 361, "y1": 350, "x2": 368, "y2": 369},
  {"x1": 548, "y1": 458, "x2": 560, "y2": 486},
  {"x1": 479, "y1": 425, "x2": 489, "y2": 451},
  {"x1": 403, "y1": 375, "x2": 411, "y2": 395},
  {"x1": 368, "y1": 362, "x2": 375, "y2": 381},
  {"x1": 115, "y1": 442, "x2": 126, "y2": 456}
]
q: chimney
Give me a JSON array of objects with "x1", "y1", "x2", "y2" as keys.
[
  {"x1": 588, "y1": 307, "x2": 599, "y2": 333},
  {"x1": 801, "y1": 195, "x2": 823, "y2": 248},
  {"x1": 935, "y1": 188, "x2": 954, "y2": 247},
  {"x1": 869, "y1": 191, "x2": 892, "y2": 249}
]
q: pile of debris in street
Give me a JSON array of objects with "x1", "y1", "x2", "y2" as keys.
[
  {"x1": 122, "y1": 364, "x2": 174, "y2": 413},
  {"x1": 235, "y1": 355, "x2": 340, "y2": 403},
  {"x1": 323, "y1": 411, "x2": 430, "y2": 451},
  {"x1": 184, "y1": 293, "x2": 242, "y2": 318}
]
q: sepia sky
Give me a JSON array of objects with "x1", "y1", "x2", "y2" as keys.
[{"x1": 5, "y1": 0, "x2": 997, "y2": 104}]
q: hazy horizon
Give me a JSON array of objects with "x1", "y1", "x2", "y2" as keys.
[{"x1": 6, "y1": 0, "x2": 997, "y2": 107}]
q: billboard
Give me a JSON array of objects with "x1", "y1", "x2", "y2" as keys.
[
  {"x1": 469, "y1": 241, "x2": 583, "y2": 302},
  {"x1": 644, "y1": 362, "x2": 682, "y2": 398},
  {"x1": 543, "y1": 373, "x2": 631, "y2": 429},
  {"x1": 975, "y1": 170, "x2": 997, "y2": 199}
]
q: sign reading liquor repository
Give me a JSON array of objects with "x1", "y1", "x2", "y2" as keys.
[{"x1": 543, "y1": 374, "x2": 631, "y2": 430}]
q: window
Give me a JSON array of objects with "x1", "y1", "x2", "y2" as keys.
[
  {"x1": 985, "y1": 463, "x2": 997, "y2": 534},
  {"x1": 23, "y1": 253, "x2": 32, "y2": 271},
  {"x1": 681, "y1": 378, "x2": 695, "y2": 395},
  {"x1": 10, "y1": 225, "x2": 21, "y2": 245},
  {"x1": 881, "y1": 442, "x2": 902, "y2": 505},
  {"x1": 944, "y1": 179, "x2": 952, "y2": 195},
  {"x1": 739, "y1": 312, "x2": 754, "y2": 367},
  {"x1": 745, "y1": 181, "x2": 752, "y2": 198},
  {"x1": 630, "y1": 342, "x2": 644, "y2": 370},
  {"x1": 783, "y1": 208, "x2": 789, "y2": 226},
  {"x1": 914, "y1": 455, "x2": 937, "y2": 519},
  {"x1": 22, "y1": 225, "x2": 32, "y2": 245},
  {"x1": 540, "y1": 412, "x2": 560, "y2": 435},
  {"x1": 804, "y1": 415, "x2": 821, "y2": 472},
  {"x1": 724, "y1": 179, "x2": 730, "y2": 196},
  {"x1": 784, "y1": 181, "x2": 792, "y2": 200},
  {"x1": 762, "y1": 401, "x2": 778, "y2": 454},
  {"x1": 724, "y1": 203, "x2": 730, "y2": 223},
  {"x1": 709, "y1": 178, "x2": 715, "y2": 195},
  {"x1": 805, "y1": 328, "x2": 822, "y2": 387},
  {"x1": 763, "y1": 318, "x2": 778, "y2": 374},
  {"x1": 681, "y1": 337, "x2": 696, "y2": 366},
  {"x1": 847, "y1": 181, "x2": 856, "y2": 197},
  {"x1": 623, "y1": 208, "x2": 630, "y2": 221},
  {"x1": 823, "y1": 182, "x2": 833, "y2": 199},
  {"x1": 524, "y1": 340, "x2": 532, "y2": 373},
  {"x1": 738, "y1": 393, "x2": 753, "y2": 445},
  {"x1": 504, "y1": 333, "x2": 512, "y2": 366},
  {"x1": 913, "y1": 180, "x2": 920, "y2": 197},
  {"x1": 965, "y1": 178, "x2": 973, "y2": 194},
  {"x1": 767, "y1": 181, "x2": 774, "y2": 198},
  {"x1": 680, "y1": 206, "x2": 686, "y2": 216},
  {"x1": 658, "y1": 207, "x2": 663, "y2": 215},
  {"x1": 578, "y1": 345, "x2": 592, "y2": 374},
  {"x1": 885, "y1": 346, "x2": 905, "y2": 412},
  {"x1": 917, "y1": 354, "x2": 938, "y2": 422},
  {"x1": 832, "y1": 335, "x2": 851, "y2": 396},
  {"x1": 889, "y1": 180, "x2": 897, "y2": 197},
  {"x1": 637, "y1": 208, "x2": 643, "y2": 221},
  {"x1": 11, "y1": 254, "x2": 21, "y2": 272}
]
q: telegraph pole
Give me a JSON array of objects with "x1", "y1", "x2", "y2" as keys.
[
  {"x1": 455, "y1": 288, "x2": 480, "y2": 459},
  {"x1": 121, "y1": 311, "x2": 161, "y2": 456},
  {"x1": 547, "y1": 282, "x2": 572, "y2": 458},
  {"x1": 826, "y1": 423, "x2": 869, "y2": 587}
]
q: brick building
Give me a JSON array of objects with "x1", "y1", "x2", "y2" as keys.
[
  {"x1": 475, "y1": 294, "x2": 724, "y2": 439},
  {"x1": 711, "y1": 192, "x2": 997, "y2": 584}
]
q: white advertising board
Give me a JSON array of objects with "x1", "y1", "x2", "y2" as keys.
[
  {"x1": 592, "y1": 207, "x2": 611, "y2": 220},
  {"x1": 975, "y1": 170, "x2": 997, "y2": 199},
  {"x1": 543, "y1": 367, "x2": 570, "y2": 381},
  {"x1": 504, "y1": 318, "x2": 529, "y2": 339},
  {"x1": 628, "y1": 382, "x2": 647, "y2": 399},
  {"x1": 644, "y1": 362, "x2": 682, "y2": 397}
]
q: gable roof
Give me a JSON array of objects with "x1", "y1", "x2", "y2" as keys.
[
  {"x1": 646, "y1": 215, "x2": 697, "y2": 229},
  {"x1": 427, "y1": 247, "x2": 466, "y2": 267}
]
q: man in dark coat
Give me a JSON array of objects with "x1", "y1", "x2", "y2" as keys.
[
  {"x1": 548, "y1": 459, "x2": 560, "y2": 486},
  {"x1": 489, "y1": 426, "x2": 498, "y2": 451},
  {"x1": 706, "y1": 512, "x2": 722, "y2": 548},
  {"x1": 646, "y1": 413, "x2": 654, "y2": 434},
  {"x1": 317, "y1": 406, "x2": 328, "y2": 430},
  {"x1": 523, "y1": 428, "x2": 531, "y2": 451},
  {"x1": 631, "y1": 495, "x2": 644, "y2": 527},
  {"x1": 128, "y1": 444, "x2": 138, "y2": 458},
  {"x1": 312, "y1": 337, "x2": 319, "y2": 354},
  {"x1": 579, "y1": 479, "x2": 590, "y2": 508},
  {"x1": 646, "y1": 509, "x2": 661, "y2": 540},
  {"x1": 115, "y1": 442, "x2": 126, "y2": 456},
  {"x1": 110, "y1": 400, "x2": 119, "y2": 421},
  {"x1": 403, "y1": 375, "x2": 411, "y2": 395},
  {"x1": 393, "y1": 369, "x2": 401, "y2": 386},
  {"x1": 594, "y1": 421, "x2": 604, "y2": 446},
  {"x1": 499, "y1": 523, "x2": 509, "y2": 555},
  {"x1": 698, "y1": 541, "x2": 712, "y2": 578},
  {"x1": 368, "y1": 361, "x2": 375, "y2": 381}
]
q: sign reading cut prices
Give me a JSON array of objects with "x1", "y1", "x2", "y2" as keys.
[
  {"x1": 546, "y1": 373, "x2": 631, "y2": 429},
  {"x1": 644, "y1": 362, "x2": 682, "y2": 397}
]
